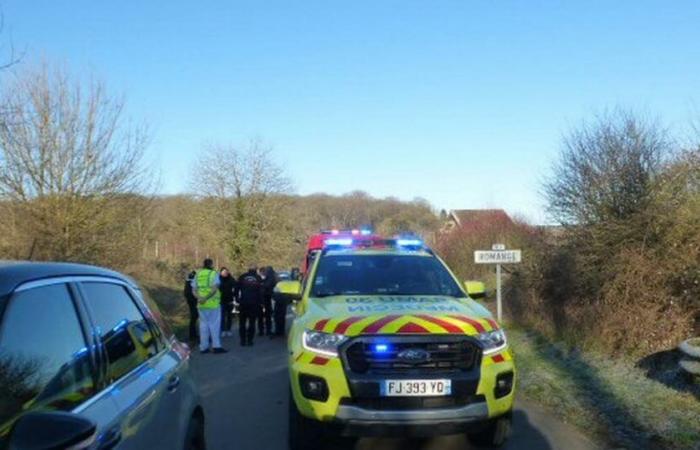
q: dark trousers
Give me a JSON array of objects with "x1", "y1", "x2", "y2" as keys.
[
  {"x1": 273, "y1": 296, "x2": 288, "y2": 336},
  {"x1": 257, "y1": 295, "x2": 273, "y2": 335},
  {"x1": 239, "y1": 303, "x2": 259, "y2": 344},
  {"x1": 221, "y1": 302, "x2": 234, "y2": 332},
  {"x1": 187, "y1": 301, "x2": 199, "y2": 340}
]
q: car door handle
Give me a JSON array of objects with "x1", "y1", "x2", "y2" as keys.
[
  {"x1": 167, "y1": 375, "x2": 180, "y2": 392},
  {"x1": 98, "y1": 427, "x2": 122, "y2": 450}
]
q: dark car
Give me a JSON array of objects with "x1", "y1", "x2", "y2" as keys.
[{"x1": 0, "y1": 261, "x2": 206, "y2": 450}]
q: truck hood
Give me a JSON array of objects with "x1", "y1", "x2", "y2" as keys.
[{"x1": 305, "y1": 295, "x2": 499, "y2": 336}]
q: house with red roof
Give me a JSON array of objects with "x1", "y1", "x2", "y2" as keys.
[{"x1": 441, "y1": 209, "x2": 514, "y2": 234}]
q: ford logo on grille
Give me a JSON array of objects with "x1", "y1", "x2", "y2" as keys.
[{"x1": 397, "y1": 348, "x2": 431, "y2": 364}]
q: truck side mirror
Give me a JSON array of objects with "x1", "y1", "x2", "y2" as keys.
[
  {"x1": 275, "y1": 280, "x2": 302, "y2": 301},
  {"x1": 464, "y1": 280, "x2": 486, "y2": 299},
  {"x1": 9, "y1": 411, "x2": 97, "y2": 450}
]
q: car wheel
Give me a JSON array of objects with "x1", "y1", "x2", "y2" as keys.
[
  {"x1": 288, "y1": 388, "x2": 324, "y2": 450},
  {"x1": 184, "y1": 413, "x2": 206, "y2": 450},
  {"x1": 466, "y1": 412, "x2": 512, "y2": 448}
]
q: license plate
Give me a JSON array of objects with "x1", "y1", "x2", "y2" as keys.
[{"x1": 381, "y1": 379, "x2": 452, "y2": 397}]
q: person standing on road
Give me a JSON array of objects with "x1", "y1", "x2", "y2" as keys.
[
  {"x1": 192, "y1": 258, "x2": 227, "y2": 354},
  {"x1": 259, "y1": 266, "x2": 276, "y2": 336},
  {"x1": 256, "y1": 267, "x2": 267, "y2": 336},
  {"x1": 184, "y1": 270, "x2": 198, "y2": 342},
  {"x1": 271, "y1": 270, "x2": 289, "y2": 338},
  {"x1": 235, "y1": 265, "x2": 263, "y2": 346},
  {"x1": 219, "y1": 267, "x2": 236, "y2": 338}
]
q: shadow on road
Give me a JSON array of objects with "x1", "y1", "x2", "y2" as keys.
[{"x1": 331, "y1": 408, "x2": 552, "y2": 450}]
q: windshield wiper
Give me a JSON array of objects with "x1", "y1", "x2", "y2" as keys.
[{"x1": 381, "y1": 291, "x2": 466, "y2": 297}]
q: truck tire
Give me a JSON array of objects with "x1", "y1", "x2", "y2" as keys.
[
  {"x1": 466, "y1": 413, "x2": 512, "y2": 448},
  {"x1": 288, "y1": 388, "x2": 324, "y2": 450}
]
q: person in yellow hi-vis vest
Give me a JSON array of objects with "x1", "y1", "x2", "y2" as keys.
[{"x1": 192, "y1": 258, "x2": 228, "y2": 354}]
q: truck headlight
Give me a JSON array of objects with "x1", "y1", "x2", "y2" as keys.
[
  {"x1": 303, "y1": 329, "x2": 347, "y2": 357},
  {"x1": 478, "y1": 329, "x2": 507, "y2": 355}
]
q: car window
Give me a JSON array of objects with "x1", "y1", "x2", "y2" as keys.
[
  {"x1": 80, "y1": 282, "x2": 158, "y2": 383},
  {"x1": 0, "y1": 284, "x2": 96, "y2": 442},
  {"x1": 311, "y1": 254, "x2": 466, "y2": 298}
]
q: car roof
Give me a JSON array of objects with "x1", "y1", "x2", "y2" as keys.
[{"x1": 0, "y1": 261, "x2": 136, "y2": 297}]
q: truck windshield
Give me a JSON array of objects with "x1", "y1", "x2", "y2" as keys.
[{"x1": 311, "y1": 254, "x2": 466, "y2": 298}]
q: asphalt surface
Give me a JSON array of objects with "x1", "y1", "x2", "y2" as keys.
[{"x1": 190, "y1": 320, "x2": 599, "y2": 450}]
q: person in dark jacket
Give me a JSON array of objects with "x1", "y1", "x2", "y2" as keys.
[
  {"x1": 257, "y1": 266, "x2": 276, "y2": 336},
  {"x1": 184, "y1": 271, "x2": 198, "y2": 341},
  {"x1": 219, "y1": 267, "x2": 236, "y2": 337},
  {"x1": 235, "y1": 265, "x2": 263, "y2": 346}
]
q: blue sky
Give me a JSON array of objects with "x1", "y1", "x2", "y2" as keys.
[{"x1": 2, "y1": 1, "x2": 700, "y2": 223}]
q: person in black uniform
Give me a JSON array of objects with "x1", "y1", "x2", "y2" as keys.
[
  {"x1": 219, "y1": 267, "x2": 236, "y2": 337},
  {"x1": 183, "y1": 271, "x2": 198, "y2": 341},
  {"x1": 257, "y1": 266, "x2": 276, "y2": 336},
  {"x1": 235, "y1": 265, "x2": 263, "y2": 346}
]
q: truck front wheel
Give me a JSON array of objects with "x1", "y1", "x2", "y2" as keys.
[
  {"x1": 288, "y1": 389, "x2": 324, "y2": 450},
  {"x1": 466, "y1": 412, "x2": 512, "y2": 448}
]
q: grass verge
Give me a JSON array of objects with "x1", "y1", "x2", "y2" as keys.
[
  {"x1": 509, "y1": 327, "x2": 700, "y2": 450},
  {"x1": 139, "y1": 279, "x2": 190, "y2": 340}
]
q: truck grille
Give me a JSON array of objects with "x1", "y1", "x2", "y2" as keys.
[{"x1": 343, "y1": 336, "x2": 480, "y2": 375}]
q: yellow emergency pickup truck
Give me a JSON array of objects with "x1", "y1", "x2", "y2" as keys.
[{"x1": 277, "y1": 237, "x2": 515, "y2": 449}]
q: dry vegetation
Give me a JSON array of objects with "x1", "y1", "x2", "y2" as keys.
[
  {"x1": 0, "y1": 63, "x2": 440, "y2": 287},
  {"x1": 438, "y1": 110, "x2": 699, "y2": 357}
]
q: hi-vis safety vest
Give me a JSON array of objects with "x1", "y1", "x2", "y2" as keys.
[{"x1": 195, "y1": 268, "x2": 220, "y2": 310}]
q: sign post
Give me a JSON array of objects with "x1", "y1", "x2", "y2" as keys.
[{"x1": 474, "y1": 245, "x2": 522, "y2": 322}]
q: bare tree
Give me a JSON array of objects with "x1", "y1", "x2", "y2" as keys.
[
  {"x1": 0, "y1": 63, "x2": 153, "y2": 266},
  {"x1": 544, "y1": 109, "x2": 671, "y2": 226},
  {"x1": 189, "y1": 138, "x2": 293, "y2": 269},
  {"x1": 0, "y1": 7, "x2": 22, "y2": 72}
]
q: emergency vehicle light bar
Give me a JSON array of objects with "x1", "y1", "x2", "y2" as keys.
[
  {"x1": 396, "y1": 238, "x2": 424, "y2": 247},
  {"x1": 322, "y1": 236, "x2": 432, "y2": 253},
  {"x1": 319, "y1": 227, "x2": 374, "y2": 236},
  {"x1": 324, "y1": 238, "x2": 353, "y2": 247}
]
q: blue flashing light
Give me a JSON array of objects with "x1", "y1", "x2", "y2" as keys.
[
  {"x1": 360, "y1": 229, "x2": 372, "y2": 236},
  {"x1": 325, "y1": 238, "x2": 353, "y2": 246},
  {"x1": 397, "y1": 238, "x2": 424, "y2": 247},
  {"x1": 373, "y1": 343, "x2": 390, "y2": 353}
]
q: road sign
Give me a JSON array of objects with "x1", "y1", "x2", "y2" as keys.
[
  {"x1": 474, "y1": 247, "x2": 522, "y2": 322},
  {"x1": 475, "y1": 250, "x2": 521, "y2": 264}
]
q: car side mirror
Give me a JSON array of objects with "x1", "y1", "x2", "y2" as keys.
[
  {"x1": 8, "y1": 411, "x2": 97, "y2": 450},
  {"x1": 275, "y1": 280, "x2": 302, "y2": 301},
  {"x1": 464, "y1": 281, "x2": 486, "y2": 299}
]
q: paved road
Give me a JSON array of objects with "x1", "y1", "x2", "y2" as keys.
[{"x1": 190, "y1": 327, "x2": 599, "y2": 450}]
